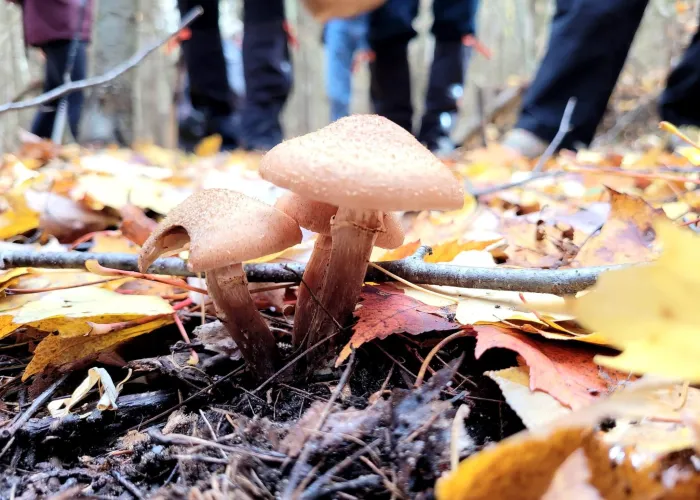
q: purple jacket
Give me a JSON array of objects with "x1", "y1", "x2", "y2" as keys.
[{"x1": 21, "y1": 0, "x2": 94, "y2": 47}]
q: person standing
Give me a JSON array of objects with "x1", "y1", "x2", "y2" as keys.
[
  {"x1": 368, "y1": 0, "x2": 481, "y2": 154},
  {"x1": 323, "y1": 13, "x2": 372, "y2": 122},
  {"x1": 502, "y1": 0, "x2": 700, "y2": 157},
  {"x1": 176, "y1": 0, "x2": 292, "y2": 152},
  {"x1": 14, "y1": 0, "x2": 94, "y2": 140}
]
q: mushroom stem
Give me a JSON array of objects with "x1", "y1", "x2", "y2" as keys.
[
  {"x1": 303, "y1": 207, "x2": 384, "y2": 363},
  {"x1": 206, "y1": 263, "x2": 281, "y2": 380},
  {"x1": 292, "y1": 234, "x2": 332, "y2": 348}
]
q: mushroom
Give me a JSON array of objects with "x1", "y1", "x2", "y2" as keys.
[
  {"x1": 260, "y1": 115, "x2": 463, "y2": 362},
  {"x1": 138, "y1": 189, "x2": 302, "y2": 380},
  {"x1": 275, "y1": 192, "x2": 405, "y2": 348}
]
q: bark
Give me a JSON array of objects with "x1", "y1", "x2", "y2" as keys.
[
  {"x1": 79, "y1": 0, "x2": 138, "y2": 145},
  {"x1": 0, "y1": 247, "x2": 625, "y2": 295}
]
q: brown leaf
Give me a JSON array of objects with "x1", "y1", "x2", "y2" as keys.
[
  {"x1": 571, "y1": 188, "x2": 665, "y2": 267},
  {"x1": 499, "y1": 217, "x2": 570, "y2": 268},
  {"x1": 474, "y1": 325, "x2": 629, "y2": 409},
  {"x1": 119, "y1": 204, "x2": 158, "y2": 246},
  {"x1": 336, "y1": 284, "x2": 458, "y2": 365}
]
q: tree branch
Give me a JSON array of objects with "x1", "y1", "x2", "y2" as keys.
[
  {"x1": 0, "y1": 247, "x2": 627, "y2": 295},
  {"x1": 0, "y1": 7, "x2": 203, "y2": 115}
]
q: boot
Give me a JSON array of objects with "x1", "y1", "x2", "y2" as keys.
[
  {"x1": 369, "y1": 39, "x2": 413, "y2": 133},
  {"x1": 418, "y1": 41, "x2": 470, "y2": 154}
]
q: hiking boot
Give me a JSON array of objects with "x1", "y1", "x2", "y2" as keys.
[{"x1": 502, "y1": 128, "x2": 548, "y2": 159}]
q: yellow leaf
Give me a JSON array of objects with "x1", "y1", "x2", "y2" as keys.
[
  {"x1": 23, "y1": 315, "x2": 173, "y2": 380},
  {"x1": 0, "y1": 287, "x2": 173, "y2": 339},
  {"x1": 0, "y1": 268, "x2": 30, "y2": 290},
  {"x1": 194, "y1": 134, "x2": 222, "y2": 157},
  {"x1": 436, "y1": 426, "x2": 590, "y2": 500},
  {"x1": 574, "y1": 220, "x2": 700, "y2": 380},
  {"x1": 0, "y1": 188, "x2": 40, "y2": 239}
]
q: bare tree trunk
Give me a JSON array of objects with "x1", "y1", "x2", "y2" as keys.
[{"x1": 80, "y1": 0, "x2": 139, "y2": 145}]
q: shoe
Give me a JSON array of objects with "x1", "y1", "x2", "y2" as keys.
[{"x1": 502, "y1": 128, "x2": 548, "y2": 159}]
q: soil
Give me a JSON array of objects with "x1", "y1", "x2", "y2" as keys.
[{"x1": 0, "y1": 315, "x2": 524, "y2": 499}]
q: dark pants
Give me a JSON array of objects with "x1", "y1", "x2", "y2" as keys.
[
  {"x1": 516, "y1": 0, "x2": 700, "y2": 149},
  {"x1": 31, "y1": 40, "x2": 87, "y2": 140},
  {"x1": 368, "y1": 0, "x2": 478, "y2": 151},
  {"x1": 177, "y1": 0, "x2": 291, "y2": 151},
  {"x1": 241, "y1": 0, "x2": 291, "y2": 150}
]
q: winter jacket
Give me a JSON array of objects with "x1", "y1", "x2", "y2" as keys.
[{"x1": 21, "y1": 0, "x2": 94, "y2": 47}]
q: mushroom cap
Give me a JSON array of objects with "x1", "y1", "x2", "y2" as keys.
[
  {"x1": 274, "y1": 192, "x2": 337, "y2": 235},
  {"x1": 276, "y1": 191, "x2": 404, "y2": 248},
  {"x1": 138, "y1": 189, "x2": 302, "y2": 273},
  {"x1": 260, "y1": 114, "x2": 464, "y2": 212}
]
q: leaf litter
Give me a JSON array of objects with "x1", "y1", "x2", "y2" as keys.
[{"x1": 1, "y1": 118, "x2": 700, "y2": 498}]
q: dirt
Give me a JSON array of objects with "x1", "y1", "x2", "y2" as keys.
[{"x1": 0, "y1": 318, "x2": 524, "y2": 499}]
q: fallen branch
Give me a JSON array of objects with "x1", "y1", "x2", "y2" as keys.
[
  {"x1": 1, "y1": 374, "x2": 68, "y2": 440},
  {"x1": 0, "y1": 7, "x2": 203, "y2": 115},
  {"x1": 0, "y1": 247, "x2": 626, "y2": 295}
]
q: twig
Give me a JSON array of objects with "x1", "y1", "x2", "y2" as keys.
[
  {"x1": 471, "y1": 170, "x2": 567, "y2": 198},
  {"x1": 0, "y1": 249, "x2": 628, "y2": 295},
  {"x1": 314, "y1": 475, "x2": 382, "y2": 496},
  {"x1": 1, "y1": 374, "x2": 68, "y2": 440},
  {"x1": 0, "y1": 7, "x2": 203, "y2": 115},
  {"x1": 199, "y1": 409, "x2": 226, "y2": 459},
  {"x1": 532, "y1": 97, "x2": 577, "y2": 173},
  {"x1": 284, "y1": 351, "x2": 357, "y2": 500},
  {"x1": 147, "y1": 429, "x2": 286, "y2": 462},
  {"x1": 414, "y1": 330, "x2": 472, "y2": 388},
  {"x1": 111, "y1": 471, "x2": 145, "y2": 500}
]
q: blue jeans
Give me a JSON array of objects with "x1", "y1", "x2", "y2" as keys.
[{"x1": 325, "y1": 16, "x2": 369, "y2": 121}]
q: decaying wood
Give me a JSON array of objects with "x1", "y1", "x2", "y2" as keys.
[{"x1": 0, "y1": 246, "x2": 627, "y2": 295}]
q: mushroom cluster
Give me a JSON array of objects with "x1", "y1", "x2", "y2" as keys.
[
  {"x1": 261, "y1": 114, "x2": 464, "y2": 367},
  {"x1": 138, "y1": 115, "x2": 463, "y2": 381}
]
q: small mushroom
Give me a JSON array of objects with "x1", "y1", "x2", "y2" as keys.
[
  {"x1": 139, "y1": 189, "x2": 302, "y2": 380},
  {"x1": 261, "y1": 115, "x2": 462, "y2": 364},
  {"x1": 275, "y1": 192, "x2": 405, "y2": 347}
]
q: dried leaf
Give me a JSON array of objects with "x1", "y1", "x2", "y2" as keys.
[
  {"x1": 336, "y1": 284, "x2": 458, "y2": 365},
  {"x1": 574, "y1": 220, "x2": 700, "y2": 381},
  {"x1": 194, "y1": 134, "x2": 222, "y2": 157},
  {"x1": 0, "y1": 287, "x2": 173, "y2": 339},
  {"x1": 23, "y1": 315, "x2": 172, "y2": 380},
  {"x1": 475, "y1": 325, "x2": 629, "y2": 409},
  {"x1": 571, "y1": 188, "x2": 665, "y2": 266}
]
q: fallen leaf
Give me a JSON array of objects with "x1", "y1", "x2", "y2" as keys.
[
  {"x1": 499, "y1": 217, "x2": 569, "y2": 268},
  {"x1": 486, "y1": 366, "x2": 570, "y2": 429},
  {"x1": 571, "y1": 188, "x2": 665, "y2": 266},
  {"x1": 336, "y1": 284, "x2": 458, "y2": 365},
  {"x1": 23, "y1": 315, "x2": 172, "y2": 380},
  {"x1": 48, "y1": 367, "x2": 130, "y2": 417},
  {"x1": 574, "y1": 219, "x2": 700, "y2": 381},
  {"x1": 435, "y1": 426, "x2": 591, "y2": 500},
  {"x1": 0, "y1": 184, "x2": 40, "y2": 239},
  {"x1": 119, "y1": 204, "x2": 157, "y2": 246},
  {"x1": 475, "y1": 325, "x2": 629, "y2": 409},
  {"x1": 541, "y1": 448, "x2": 603, "y2": 500},
  {"x1": 0, "y1": 286, "x2": 173, "y2": 339},
  {"x1": 90, "y1": 232, "x2": 140, "y2": 254},
  {"x1": 194, "y1": 134, "x2": 222, "y2": 157}
]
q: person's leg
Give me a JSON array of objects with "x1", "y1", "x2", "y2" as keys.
[
  {"x1": 368, "y1": 0, "x2": 419, "y2": 133},
  {"x1": 241, "y1": 0, "x2": 291, "y2": 151},
  {"x1": 325, "y1": 20, "x2": 354, "y2": 122},
  {"x1": 66, "y1": 41, "x2": 87, "y2": 140},
  {"x1": 31, "y1": 42, "x2": 68, "y2": 139},
  {"x1": 513, "y1": 0, "x2": 648, "y2": 150},
  {"x1": 418, "y1": 0, "x2": 479, "y2": 152},
  {"x1": 177, "y1": 0, "x2": 238, "y2": 149},
  {"x1": 660, "y1": 28, "x2": 700, "y2": 128}
]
